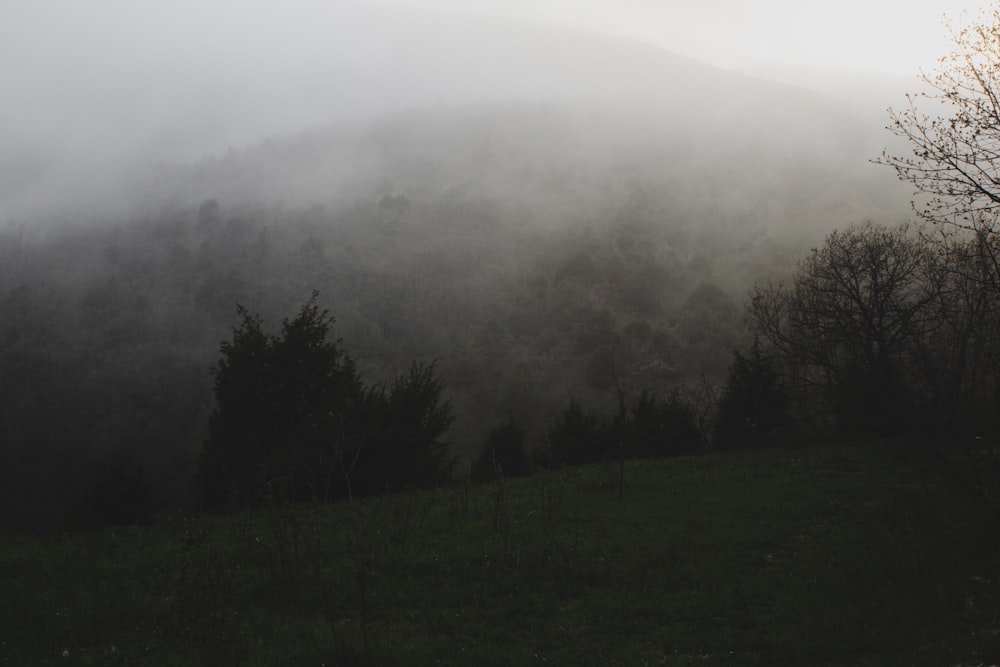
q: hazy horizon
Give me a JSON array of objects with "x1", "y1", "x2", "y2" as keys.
[
  {"x1": 391, "y1": 0, "x2": 959, "y2": 77},
  {"x1": 0, "y1": 0, "x2": 980, "y2": 222}
]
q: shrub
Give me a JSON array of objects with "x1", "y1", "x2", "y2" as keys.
[
  {"x1": 546, "y1": 397, "x2": 611, "y2": 466},
  {"x1": 472, "y1": 419, "x2": 532, "y2": 481},
  {"x1": 714, "y1": 340, "x2": 787, "y2": 449},
  {"x1": 630, "y1": 389, "x2": 702, "y2": 457}
]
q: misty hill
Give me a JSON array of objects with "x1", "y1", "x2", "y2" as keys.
[
  {"x1": 4, "y1": 4, "x2": 907, "y2": 226},
  {"x1": 155, "y1": 6, "x2": 906, "y2": 225},
  {"x1": 0, "y1": 7, "x2": 917, "y2": 533},
  {"x1": 153, "y1": 100, "x2": 902, "y2": 241}
]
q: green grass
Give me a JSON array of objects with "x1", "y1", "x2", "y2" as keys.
[{"x1": 3, "y1": 443, "x2": 999, "y2": 666}]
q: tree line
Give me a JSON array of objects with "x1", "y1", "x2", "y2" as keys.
[
  {"x1": 745, "y1": 223, "x2": 1000, "y2": 441},
  {"x1": 198, "y1": 290, "x2": 716, "y2": 509},
  {"x1": 0, "y1": 187, "x2": 757, "y2": 533}
]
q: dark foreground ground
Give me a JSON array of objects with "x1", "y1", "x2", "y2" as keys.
[{"x1": 2, "y1": 442, "x2": 998, "y2": 666}]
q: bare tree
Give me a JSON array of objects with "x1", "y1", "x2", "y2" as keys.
[
  {"x1": 872, "y1": 9, "x2": 1000, "y2": 511},
  {"x1": 749, "y1": 223, "x2": 936, "y2": 433},
  {"x1": 877, "y1": 6, "x2": 1000, "y2": 234},
  {"x1": 328, "y1": 414, "x2": 364, "y2": 503},
  {"x1": 874, "y1": 4, "x2": 1000, "y2": 416},
  {"x1": 910, "y1": 229, "x2": 1000, "y2": 422}
]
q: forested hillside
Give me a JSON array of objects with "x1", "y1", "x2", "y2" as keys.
[
  {"x1": 0, "y1": 12, "x2": 913, "y2": 532},
  {"x1": 0, "y1": 109, "x2": 908, "y2": 532}
]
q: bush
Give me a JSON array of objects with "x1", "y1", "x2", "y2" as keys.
[
  {"x1": 714, "y1": 341, "x2": 787, "y2": 449},
  {"x1": 200, "y1": 293, "x2": 362, "y2": 509},
  {"x1": 353, "y1": 361, "x2": 455, "y2": 496},
  {"x1": 546, "y1": 397, "x2": 612, "y2": 466},
  {"x1": 200, "y1": 296, "x2": 455, "y2": 510},
  {"x1": 472, "y1": 419, "x2": 531, "y2": 481},
  {"x1": 85, "y1": 461, "x2": 161, "y2": 527},
  {"x1": 630, "y1": 390, "x2": 702, "y2": 457}
]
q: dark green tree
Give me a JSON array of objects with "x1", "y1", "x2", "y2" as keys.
[
  {"x1": 714, "y1": 340, "x2": 787, "y2": 449},
  {"x1": 472, "y1": 418, "x2": 531, "y2": 481},
  {"x1": 546, "y1": 396, "x2": 611, "y2": 466},
  {"x1": 630, "y1": 389, "x2": 702, "y2": 457},
  {"x1": 86, "y1": 461, "x2": 161, "y2": 527},
  {"x1": 200, "y1": 293, "x2": 362, "y2": 510},
  {"x1": 354, "y1": 361, "x2": 454, "y2": 495}
]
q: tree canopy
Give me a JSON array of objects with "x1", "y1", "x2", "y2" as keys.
[
  {"x1": 879, "y1": 6, "x2": 1000, "y2": 234},
  {"x1": 749, "y1": 222, "x2": 1000, "y2": 436},
  {"x1": 201, "y1": 293, "x2": 363, "y2": 508},
  {"x1": 200, "y1": 293, "x2": 453, "y2": 510}
]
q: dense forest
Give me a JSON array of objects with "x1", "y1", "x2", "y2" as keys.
[
  {"x1": 0, "y1": 102, "x2": 911, "y2": 532},
  {"x1": 0, "y1": 9, "x2": 927, "y2": 533}
]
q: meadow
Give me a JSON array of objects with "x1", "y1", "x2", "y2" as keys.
[{"x1": 2, "y1": 443, "x2": 997, "y2": 666}]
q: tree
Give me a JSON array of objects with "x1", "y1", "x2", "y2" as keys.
[
  {"x1": 876, "y1": 7, "x2": 1000, "y2": 432},
  {"x1": 471, "y1": 418, "x2": 531, "y2": 482},
  {"x1": 353, "y1": 361, "x2": 454, "y2": 496},
  {"x1": 876, "y1": 11, "x2": 1000, "y2": 514},
  {"x1": 86, "y1": 460, "x2": 161, "y2": 527},
  {"x1": 546, "y1": 396, "x2": 610, "y2": 466},
  {"x1": 749, "y1": 223, "x2": 935, "y2": 435},
  {"x1": 878, "y1": 6, "x2": 1000, "y2": 235},
  {"x1": 200, "y1": 293, "x2": 362, "y2": 510},
  {"x1": 630, "y1": 389, "x2": 702, "y2": 457},
  {"x1": 714, "y1": 340, "x2": 787, "y2": 449},
  {"x1": 926, "y1": 230, "x2": 1000, "y2": 431}
]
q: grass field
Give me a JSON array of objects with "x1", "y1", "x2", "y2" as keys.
[{"x1": 2, "y1": 443, "x2": 999, "y2": 666}]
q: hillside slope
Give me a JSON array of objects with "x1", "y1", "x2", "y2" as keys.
[
  {"x1": 2, "y1": 444, "x2": 997, "y2": 665},
  {"x1": 0, "y1": 7, "x2": 915, "y2": 532},
  {"x1": 3, "y1": 4, "x2": 906, "y2": 225}
]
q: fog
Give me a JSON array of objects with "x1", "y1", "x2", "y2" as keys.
[
  {"x1": 0, "y1": 0, "x2": 986, "y2": 532},
  {"x1": 0, "y1": 0, "x2": 969, "y2": 222},
  {"x1": 398, "y1": 0, "x2": 953, "y2": 75}
]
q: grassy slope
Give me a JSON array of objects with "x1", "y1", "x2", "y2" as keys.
[{"x1": 2, "y1": 444, "x2": 998, "y2": 666}]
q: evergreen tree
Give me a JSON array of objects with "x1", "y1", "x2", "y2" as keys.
[
  {"x1": 472, "y1": 418, "x2": 531, "y2": 481},
  {"x1": 355, "y1": 361, "x2": 454, "y2": 495},
  {"x1": 200, "y1": 293, "x2": 362, "y2": 509},
  {"x1": 547, "y1": 397, "x2": 610, "y2": 466},
  {"x1": 714, "y1": 340, "x2": 787, "y2": 449},
  {"x1": 630, "y1": 390, "x2": 702, "y2": 457}
]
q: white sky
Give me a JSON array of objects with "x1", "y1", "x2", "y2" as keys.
[
  {"x1": 0, "y1": 0, "x2": 987, "y2": 172},
  {"x1": 395, "y1": 0, "x2": 966, "y2": 77}
]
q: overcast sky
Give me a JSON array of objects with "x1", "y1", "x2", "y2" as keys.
[
  {"x1": 0, "y1": 1, "x2": 974, "y2": 156},
  {"x1": 0, "y1": 0, "x2": 985, "y2": 212},
  {"x1": 396, "y1": 0, "x2": 962, "y2": 76}
]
